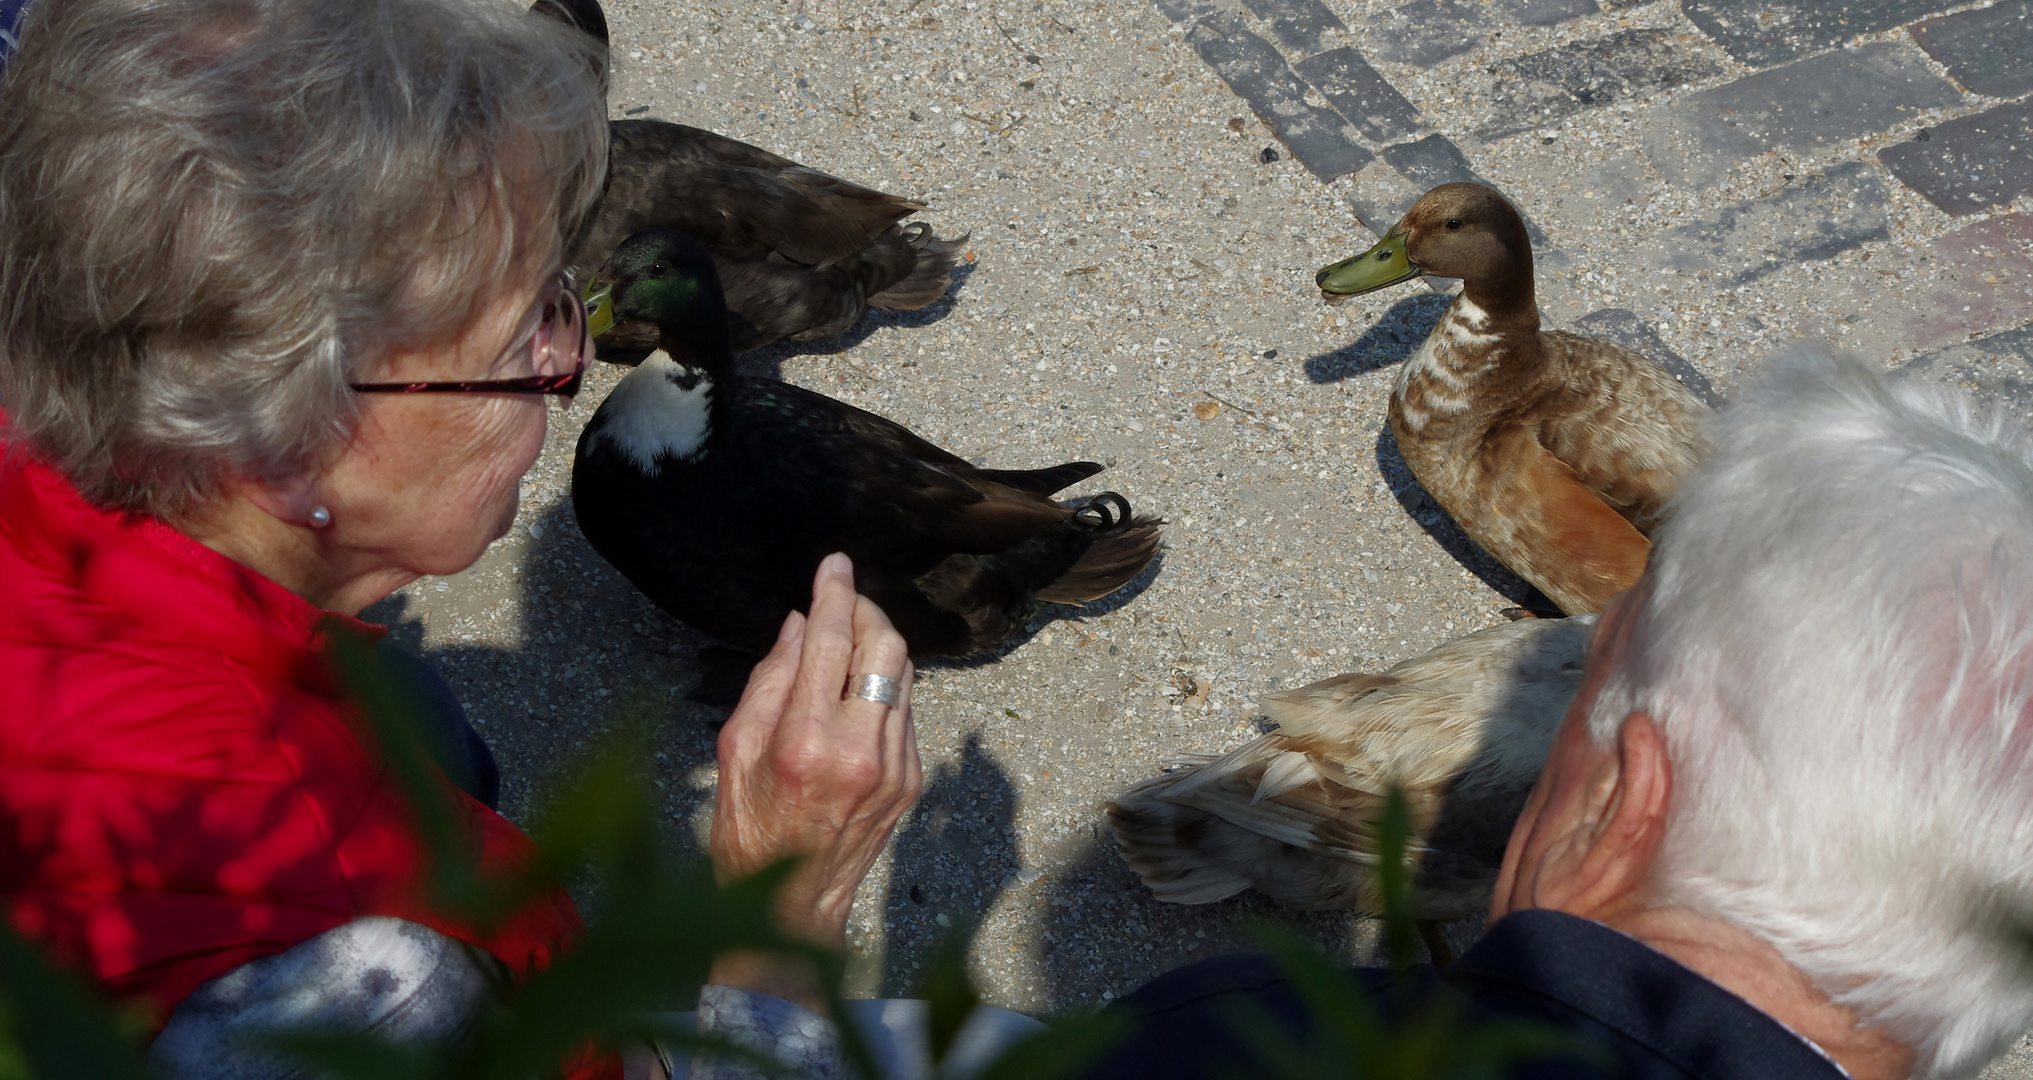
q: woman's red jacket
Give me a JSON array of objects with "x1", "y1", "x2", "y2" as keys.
[{"x1": 0, "y1": 440, "x2": 611, "y2": 1075}]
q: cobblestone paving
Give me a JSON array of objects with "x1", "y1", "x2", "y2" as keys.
[{"x1": 369, "y1": 0, "x2": 2033, "y2": 1065}]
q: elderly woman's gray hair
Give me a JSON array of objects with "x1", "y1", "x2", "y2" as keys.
[
  {"x1": 1587, "y1": 351, "x2": 2033, "y2": 1078},
  {"x1": 0, "y1": 0, "x2": 608, "y2": 517}
]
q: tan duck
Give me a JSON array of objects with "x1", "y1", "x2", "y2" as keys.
[
  {"x1": 1315, "y1": 184, "x2": 1710, "y2": 614},
  {"x1": 1109, "y1": 616, "x2": 1592, "y2": 925}
]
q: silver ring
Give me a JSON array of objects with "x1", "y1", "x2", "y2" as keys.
[{"x1": 849, "y1": 673, "x2": 902, "y2": 707}]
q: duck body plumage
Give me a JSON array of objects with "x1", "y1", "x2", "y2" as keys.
[
  {"x1": 1392, "y1": 300, "x2": 1710, "y2": 613},
  {"x1": 533, "y1": 0, "x2": 963, "y2": 354},
  {"x1": 571, "y1": 229, "x2": 1160, "y2": 661},
  {"x1": 573, "y1": 121, "x2": 964, "y2": 354},
  {"x1": 1109, "y1": 615, "x2": 1594, "y2": 919},
  {"x1": 575, "y1": 361, "x2": 1154, "y2": 655},
  {"x1": 1318, "y1": 183, "x2": 1711, "y2": 614}
]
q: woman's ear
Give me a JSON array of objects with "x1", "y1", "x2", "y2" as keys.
[{"x1": 240, "y1": 472, "x2": 325, "y2": 529}]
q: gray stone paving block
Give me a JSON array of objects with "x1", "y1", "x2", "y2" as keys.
[
  {"x1": 1492, "y1": 0, "x2": 1598, "y2": 27},
  {"x1": 1642, "y1": 161, "x2": 1889, "y2": 284},
  {"x1": 1239, "y1": 0, "x2": 1347, "y2": 54},
  {"x1": 1367, "y1": 0, "x2": 1484, "y2": 68},
  {"x1": 1481, "y1": 29, "x2": 1728, "y2": 140},
  {"x1": 1641, "y1": 41, "x2": 1962, "y2": 188},
  {"x1": 1900, "y1": 322, "x2": 2033, "y2": 417},
  {"x1": 1681, "y1": 0, "x2": 1963, "y2": 67},
  {"x1": 1569, "y1": 308, "x2": 1725, "y2": 407},
  {"x1": 1881, "y1": 100, "x2": 2033, "y2": 217},
  {"x1": 1188, "y1": 14, "x2": 1376, "y2": 182},
  {"x1": 1294, "y1": 47, "x2": 1423, "y2": 144},
  {"x1": 1147, "y1": 0, "x2": 1217, "y2": 25},
  {"x1": 1381, "y1": 135, "x2": 1553, "y2": 250},
  {"x1": 1382, "y1": 133, "x2": 1486, "y2": 188},
  {"x1": 1911, "y1": 0, "x2": 2033, "y2": 98}
]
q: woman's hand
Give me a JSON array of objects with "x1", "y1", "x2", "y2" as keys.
[{"x1": 708, "y1": 552, "x2": 921, "y2": 1006}]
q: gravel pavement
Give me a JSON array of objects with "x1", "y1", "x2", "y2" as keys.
[{"x1": 365, "y1": 0, "x2": 2033, "y2": 1066}]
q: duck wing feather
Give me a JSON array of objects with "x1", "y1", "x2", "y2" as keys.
[
  {"x1": 1534, "y1": 331, "x2": 1712, "y2": 535},
  {"x1": 1451, "y1": 422, "x2": 1654, "y2": 614},
  {"x1": 1110, "y1": 617, "x2": 1592, "y2": 914},
  {"x1": 739, "y1": 379, "x2": 1091, "y2": 555},
  {"x1": 574, "y1": 122, "x2": 925, "y2": 275}
]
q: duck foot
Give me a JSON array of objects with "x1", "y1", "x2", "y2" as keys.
[
  {"x1": 1417, "y1": 919, "x2": 1456, "y2": 968},
  {"x1": 688, "y1": 646, "x2": 760, "y2": 713}
]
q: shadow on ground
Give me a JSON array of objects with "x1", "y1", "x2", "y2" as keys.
[
  {"x1": 1033, "y1": 835, "x2": 1380, "y2": 1015},
  {"x1": 363, "y1": 498, "x2": 724, "y2": 840},
  {"x1": 863, "y1": 734, "x2": 1021, "y2": 997},
  {"x1": 1302, "y1": 292, "x2": 1450, "y2": 384}
]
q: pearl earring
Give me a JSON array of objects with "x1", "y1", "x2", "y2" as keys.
[{"x1": 307, "y1": 506, "x2": 332, "y2": 528}]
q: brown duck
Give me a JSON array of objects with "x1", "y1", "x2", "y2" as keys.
[
  {"x1": 1316, "y1": 184, "x2": 1710, "y2": 614},
  {"x1": 1110, "y1": 616, "x2": 1593, "y2": 931}
]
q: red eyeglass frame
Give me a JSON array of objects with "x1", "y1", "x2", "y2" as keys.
[{"x1": 347, "y1": 275, "x2": 587, "y2": 397}]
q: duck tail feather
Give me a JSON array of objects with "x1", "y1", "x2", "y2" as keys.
[
  {"x1": 1035, "y1": 497, "x2": 1162, "y2": 604},
  {"x1": 868, "y1": 224, "x2": 968, "y2": 310},
  {"x1": 974, "y1": 461, "x2": 1104, "y2": 495},
  {"x1": 1107, "y1": 792, "x2": 1254, "y2": 904}
]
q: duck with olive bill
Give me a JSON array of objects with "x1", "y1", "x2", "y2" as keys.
[
  {"x1": 531, "y1": 0, "x2": 965, "y2": 356},
  {"x1": 1315, "y1": 183, "x2": 1710, "y2": 615},
  {"x1": 571, "y1": 228, "x2": 1162, "y2": 702}
]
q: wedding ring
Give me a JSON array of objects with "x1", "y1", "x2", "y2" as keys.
[{"x1": 849, "y1": 673, "x2": 902, "y2": 707}]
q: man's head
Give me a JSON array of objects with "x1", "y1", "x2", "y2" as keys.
[{"x1": 1494, "y1": 352, "x2": 2033, "y2": 1079}]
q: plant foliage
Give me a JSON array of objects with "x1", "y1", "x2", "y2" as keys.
[{"x1": 0, "y1": 637, "x2": 1592, "y2": 1079}]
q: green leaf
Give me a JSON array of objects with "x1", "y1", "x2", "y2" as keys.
[
  {"x1": 1375, "y1": 786, "x2": 1419, "y2": 975},
  {"x1": 917, "y1": 924, "x2": 981, "y2": 1066},
  {"x1": 260, "y1": 1030, "x2": 442, "y2": 1080},
  {"x1": 0, "y1": 922, "x2": 150, "y2": 1080},
  {"x1": 323, "y1": 625, "x2": 531, "y2": 927}
]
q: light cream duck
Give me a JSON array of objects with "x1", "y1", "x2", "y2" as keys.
[
  {"x1": 1315, "y1": 183, "x2": 1710, "y2": 614},
  {"x1": 1109, "y1": 615, "x2": 1593, "y2": 928}
]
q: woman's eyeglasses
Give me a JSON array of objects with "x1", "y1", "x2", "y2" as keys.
[{"x1": 348, "y1": 274, "x2": 587, "y2": 397}]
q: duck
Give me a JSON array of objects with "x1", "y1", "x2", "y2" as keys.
[
  {"x1": 571, "y1": 228, "x2": 1163, "y2": 686},
  {"x1": 533, "y1": 0, "x2": 965, "y2": 354},
  {"x1": 1314, "y1": 183, "x2": 1710, "y2": 614},
  {"x1": 1108, "y1": 615, "x2": 1594, "y2": 944}
]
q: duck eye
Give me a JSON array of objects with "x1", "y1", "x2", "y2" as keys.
[
  {"x1": 1446, "y1": 219, "x2": 1464, "y2": 231},
  {"x1": 648, "y1": 262, "x2": 667, "y2": 277}
]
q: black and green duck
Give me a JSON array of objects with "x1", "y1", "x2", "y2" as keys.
[
  {"x1": 571, "y1": 229, "x2": 1163, "y2": 687},
  {"x1": 534, "y1": 0, "x2": 964, "y2": 354}
]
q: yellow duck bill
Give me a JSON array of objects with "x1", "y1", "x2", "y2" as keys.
[
  {"x1": 1315, "y1": 225, "x2": 1419, "y2": 296},
  {"x1": 582, "y1": 278, "x2": 615, "y2": 338}
]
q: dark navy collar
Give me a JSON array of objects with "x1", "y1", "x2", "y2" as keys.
[{"x1": 1449, "y1": 910, "x2": 1849, "y2": 1079}]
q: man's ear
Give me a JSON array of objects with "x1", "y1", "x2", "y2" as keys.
[{"x1": 1535, "y1": 712, "x2": 1674, "y2": 920}]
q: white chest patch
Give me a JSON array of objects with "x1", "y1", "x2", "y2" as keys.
[
  {"x1": 1452, "y1": 295, "x2": 1492, "y2": 330},
  {"x1": 1441, "y1": 297, "x2": 1501, "y2": 348},
  {"x1": 591, "y1": 350, "x2": 714, "y2": 474}
]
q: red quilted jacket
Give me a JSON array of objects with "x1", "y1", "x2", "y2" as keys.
[{"x1": 0, "y1": 439, "x2": 615, "y2": 1077}]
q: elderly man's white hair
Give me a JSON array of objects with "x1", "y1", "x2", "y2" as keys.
[{"x1": 1586, "y1": 350, "x2": 2033, "y2": 1077}]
